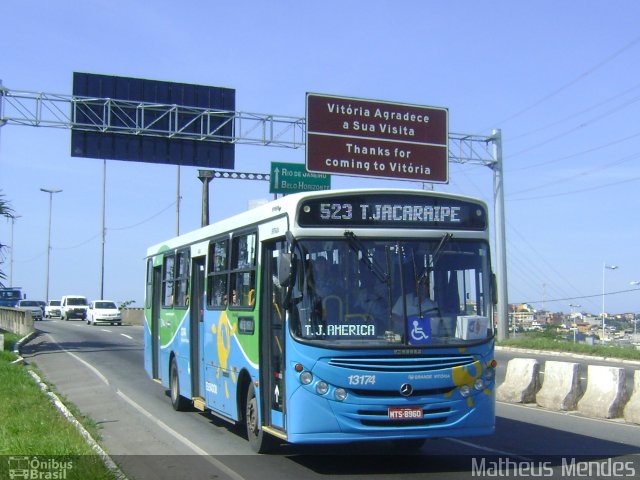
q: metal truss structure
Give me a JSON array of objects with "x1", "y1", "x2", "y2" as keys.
[
  {"x1": 0, "y1": 86, "x2": 305, "y2": 149},
  {"x1": 0, "y1": 86, "x2": 495, "y2": 166}
]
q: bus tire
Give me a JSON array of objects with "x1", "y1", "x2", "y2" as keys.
[
  {"x1": 245, "y1": 382, "x2": 274, "y2": 453},
  {"x1": 170, "y1": 357, "x2": 189, "y2": 411}
]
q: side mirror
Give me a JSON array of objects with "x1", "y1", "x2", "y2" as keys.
[{"x1": 277, "y1": 253, "x2": 294, "y2": 288}]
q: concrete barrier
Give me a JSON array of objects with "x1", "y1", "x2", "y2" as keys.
[
  {"x1": 577, "y1": 365, "x2": 627, "y2": 419},
  {"x1": 496, "y1": 358, "x2": 540, "y2": 403},
  {"x1": 0, "y1": 333, "x2": 4, "y2": 351},
  {"x1": 0, "y1": 307, "x2": 34, "y2": 336},
  {"x1": 623, "y1": 370, "x2": 640, "y2": 424},
  {"x1": 536, "y1": 361, "x2": 583, "y2": 411},
  {"x1": 121, "y1": 308, "x2": 144, "y2": 326}
]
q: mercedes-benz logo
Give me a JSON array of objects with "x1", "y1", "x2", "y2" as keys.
[{"x1": 400, "y1": 383, "x2": 413, "y2": 397}]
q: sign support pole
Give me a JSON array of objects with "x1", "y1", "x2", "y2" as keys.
[
  {"x1": 491, "y1": 129, "x2": 509, "y2": 340},
  {"x1": 100, "y1": 159, "x2": 106, "y2": 300},
  {"x1": 176, "y1": 166, "x2": 181, "y2": 236},
  {"x1": 198, "y1": 170, "x2": 214, "y2": 227}
]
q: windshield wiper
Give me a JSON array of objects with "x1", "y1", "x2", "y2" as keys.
[
  {"x1": 417, "y1": 233, "x2": 453, "y2": 285},
  {"x1": 344, "y1": 231, "x2": 390, "y2": 284}
]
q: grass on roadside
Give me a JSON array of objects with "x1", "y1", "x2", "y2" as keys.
[
  {"x1": 0, "y1": 330, "x2": 117, "y2": 480},
  {"x1": 498, "y1": 335, "x2": 640, "y2": 361}
]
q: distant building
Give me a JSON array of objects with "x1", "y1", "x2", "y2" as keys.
[{"x1": 509, "y1": 303, "x2": 535, "y2": 330}]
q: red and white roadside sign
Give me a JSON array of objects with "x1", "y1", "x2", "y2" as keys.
[{"x1": 306, "y1": 93, "x2": 449, "y2": 183}]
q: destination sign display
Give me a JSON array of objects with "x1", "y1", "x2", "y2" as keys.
[
  {"x1": 306, "y1": 93, "x2": 449, "y2": 183},
  {"x1": 297, "y1": 193, "x2": 486, "y2": 230}
]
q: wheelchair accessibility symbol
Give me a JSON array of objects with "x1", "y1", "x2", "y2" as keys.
[{"x1": 408, "y1": 316, "x2": 432, "y2": 345}]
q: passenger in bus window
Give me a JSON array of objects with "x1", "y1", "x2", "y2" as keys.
[
  {"x1": 391, "y1": 279, "x2": 438, "y2": 319},
  {"x1": 309, "y1": 256, "x2": 337, "y2": 297},
  {"x1": 355, "y1": 273, "x2": 389, "y2": 334}
]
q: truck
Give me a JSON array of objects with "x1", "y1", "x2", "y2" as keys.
[{"x1": 0, "y1": 287, "x2": 24, "y2": 308}]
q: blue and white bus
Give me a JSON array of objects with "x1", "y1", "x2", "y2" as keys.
[{"x1": 144, "y1": 188, "x2": 497, "y2": 452}]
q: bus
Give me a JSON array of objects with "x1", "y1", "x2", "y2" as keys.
[{"x1": 144, "y1": 188, "x2": 497, "y2": 452}]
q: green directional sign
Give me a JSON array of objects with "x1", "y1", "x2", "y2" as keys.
[{"x1": 270, "y1": 162, "x2": 331, "y2": 194}]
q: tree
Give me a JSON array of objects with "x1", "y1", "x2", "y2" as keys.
[
  {"x1": 119, "y1": 300, "x2": 136, "y2": 309},
  {"x1": 0, "y1": 191, "x2": 15, "y2": 288}
]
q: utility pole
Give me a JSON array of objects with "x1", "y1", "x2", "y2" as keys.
[
  {"x1": 40, "y1": 188, "x2": 62, "y2": 303},
  {"x1": 9, "y1": 214, "x2": 21, "y2": 286}
]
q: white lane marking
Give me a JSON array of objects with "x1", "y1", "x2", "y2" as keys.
[
  {"x1": 120, "y1": 333, "x2": 133, "y2": 340},
  {"x1": 43, "y1": 332, "x2": 248, "y2": 477},
  {"x1": 60, "y1": 348, "x2": 110, "y2": 386},
  {"x1": 101, "y1": 329, "x2": 112, "y2": 333},
  {"x1": 116, "y1": 390, "x2": 247, "y2": 480}
]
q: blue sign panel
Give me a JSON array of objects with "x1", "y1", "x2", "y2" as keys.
[{"x1": 71, "y1": 73, "x2": 235, "y2": 168}]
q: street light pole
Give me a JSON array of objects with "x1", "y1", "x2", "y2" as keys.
[
  {"x1": 9, "y1": 214, "x2": 21, "y2": 286},
  {"x1": 631, "y1": 281, "x2": 640, "y2": 339},
  {"x1": 40, "y1": 188, "x2": 62, "y2": 303},
  {"x1": 601, "y1": 263, "x2": 618, "y2": 342},
  {"x1": 569, "y1": 303, "x2": 581, "y2": 342}
]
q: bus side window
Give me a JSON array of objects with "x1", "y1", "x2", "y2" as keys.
[
  {"x1": 230, "y1": 232, "x2": 257, "y2": 308},
  {"x1": 162, "y1": 253, "x2": 175, "y2": 308},
  {"x1": 207, "y1": 238, "x2": 229, "y2": 308}
]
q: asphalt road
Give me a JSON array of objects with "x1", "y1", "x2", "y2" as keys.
[{"x1": 18, "y1": 319, "x2": 640, "y2": 480}]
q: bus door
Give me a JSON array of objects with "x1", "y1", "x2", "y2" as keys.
[
  {"x1": 261, "y1": 240, "x2": 287, "y2": 431},
  {"x1": 190, "y1": 256, "x2": 206, "y2": 399},
  {"x1": 151, "y1": 265, "x2": 162, "y2": 379}
]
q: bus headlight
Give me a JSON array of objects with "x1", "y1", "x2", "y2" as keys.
[
  {"x1": 316, "y1": 381, "x2": 329, "y2": 395},
  {"x1": 300, "y1": 371, "x2": 313, "y2": 385},
  {"x1": 334, "y1": 388, "x2": 347, "y2": 401},
  {"x1": 459, "y1": 385, "x2": 471, "y2": 397},
  {"x1": 474, "y1": 378, "x2": 485, "y2": 391}
]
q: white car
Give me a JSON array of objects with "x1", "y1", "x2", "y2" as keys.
[
  {"x1": 86, "y1": 300, "x2": 122, "y2": 326},
  {"x1": 18, "y1": 299, "x2": 44, "y2": 321},
  {"x1": 45, "y1": 299, "x2": 62, "y2": 319}
]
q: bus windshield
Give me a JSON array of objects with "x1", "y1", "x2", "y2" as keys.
[{"x1": 290, "y1": 236, "x2": 493, "y2": 347}]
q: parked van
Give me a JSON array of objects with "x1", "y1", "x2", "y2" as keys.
[{"x1": 60, "y1": 295, "x2": 89, "y2": 321}]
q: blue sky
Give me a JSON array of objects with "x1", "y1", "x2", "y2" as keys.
[{"x1": 2, "y1": 0, "x2": 640, "y2": 315}]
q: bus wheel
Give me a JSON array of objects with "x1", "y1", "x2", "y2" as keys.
[
  {"x1": 245, "y1": 383, "x2": 274, "y2": 453},
  {"x1": 170, "y1": 358, "x2": 189, "y2": 411}
]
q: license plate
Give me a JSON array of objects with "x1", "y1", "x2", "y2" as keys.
[{"x1": 388, "y1": 406, "x2": 423, "y2": 420}]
